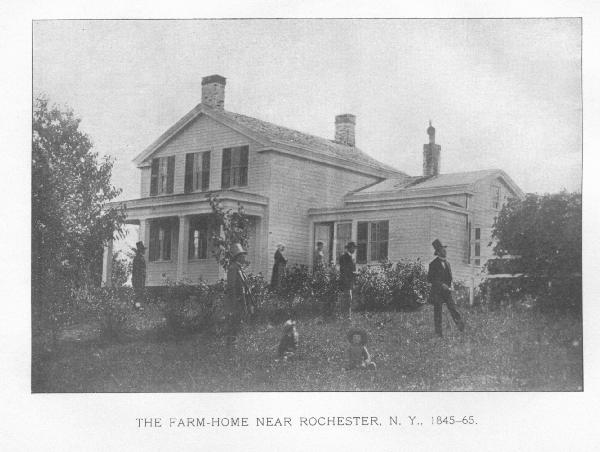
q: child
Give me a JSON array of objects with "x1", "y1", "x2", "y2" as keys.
[
  {"x1": 345, "y1": 328, "x2": 376, "y2": 370},
  {"x1": 277, "y1": 320, "x2": 299, "y2": 360}
]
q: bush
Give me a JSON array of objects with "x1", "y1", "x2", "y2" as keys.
[
  {"x1": 354, "y1": 260, "x2": 429, "y2": 311},
  {"x1": 279, "y1": 265, "x2": 312, "y2": 301}
]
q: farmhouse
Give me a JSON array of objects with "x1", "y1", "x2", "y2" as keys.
[{"x1": 102, "y1": 74, "x2": 523, "y2": 287}]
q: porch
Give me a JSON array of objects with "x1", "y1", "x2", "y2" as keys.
[{"x1": 102, "y1": 190, "x2": 269, "y2": 286}]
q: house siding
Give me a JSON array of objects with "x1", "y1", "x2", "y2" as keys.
[
  {"x1": 147, "y1": 114, "x2": 271, "y2": 196},
  {"x1": 266, "y1": 152, "x2": 381, "y2": 273}
]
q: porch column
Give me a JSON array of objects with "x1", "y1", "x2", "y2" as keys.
[
  {"x1": 177, "y1": 215, "x2": 189, "y2": 281},
  {"x1": 138, "y1": 219, "x2": 149, "y2": 248},
  {"x1": 101, "y1": 238, "x2": 113, "y2": 287}
]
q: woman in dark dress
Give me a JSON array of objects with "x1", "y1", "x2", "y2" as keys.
[{"x1": 271, "y1": 244, "x2": 287, "y2": 289}]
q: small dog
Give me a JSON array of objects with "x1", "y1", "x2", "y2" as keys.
[{"x1": 277, "y1": 320, "x2": 299, "y2": 360}]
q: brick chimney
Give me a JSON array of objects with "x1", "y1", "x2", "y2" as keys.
[
  {"x1": 201, "y1": 75, "x2": 226, "y2": 110},
  {"x1": 335, "y1": 114, "x2": 356, "y2": 147},
  {"x1": 423, "y1": 120, "x2": 441, "y2": 177}
]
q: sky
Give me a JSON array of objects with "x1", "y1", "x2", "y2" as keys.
[{"x1": 33, "y1": 19, "x2": 581, "y2": 201}]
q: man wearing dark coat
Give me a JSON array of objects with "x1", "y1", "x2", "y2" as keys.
[
  {"x1": 225, "y1": 242, "x2": 249, "y2": 349},
  {"x1": 131, "y1": 241, "x2": 146, "y2": 307},
  {"x1": 428, "y1": 239, "x2": 465, "y2": 337},
  {"x1": 339, "y1": 241, "x2": 357, "y2": 318}
]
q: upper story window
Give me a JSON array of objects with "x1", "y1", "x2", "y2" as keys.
[
  {"x1": 149, "y1": 219, "x2": 173, "y2": 262},
  {"x1": 185, "y1": 151, "x2": 211, "y2": 193},
  {"x1": 150, "y1": 156, "x2": 175, "y2": 196},
  {"x1": 188, "y1": 217, "x2": 209, "y2": 260},
  {"x1": 221, "y1": 145, "x2": 248, "y2": 189},
  {"x1": 491, "y1": 185, "x2": 501, "y2": 209},
  {"x1": 357, "y1": 220, "x2": 389, "y2": 264}
]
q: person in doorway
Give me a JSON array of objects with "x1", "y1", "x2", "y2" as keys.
[
  {"x1": 225, "y1": 242, "x2": 250, "y2": 350},
  {"x1": 313, "y1": 241, "x2": 325, "y2": 271},
  {"x1": 131, "y1": 241, "x2": 146, "y2": 309},
  {"x1": 270, "y1": 243, "x2": 287, "y2": 289},
  {"x1": 339, "y1": 241, "x2": 357, "y2": 318},
  {"x1": 427, "y1": 239, "x2": 465, "y2": 337}
]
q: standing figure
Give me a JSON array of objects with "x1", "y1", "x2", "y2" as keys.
[
  {"x1": 339, "y1": 241, "x2": 357, "y2": 318},
  {"x1": 225, "y1": 242, "x2": 249, "y2": 350},
  {"x1": 270, "y1": 243, "x2": 287, "y2": 289},
  {"x1": 345, "y1": 328, "x2": 376, "y2": 370},
  {"x1": 427, "y1": 239, "x2": 465, "y2": 337},
  {"x1": 131, "y1": 241, "x2": 146, "y2": 308},
  {"x1": 313, "y1": 241, "x2": 325, "y2": 272},
  {"x1": 277, "y1": 320, "x2": 299, "y2": 360}
]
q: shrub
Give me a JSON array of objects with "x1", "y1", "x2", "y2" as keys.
[
  {"x1": 279, "y1": 265, "x2": 312, "y2": 301},
  {"x1": 355, "y1": 262, "x2": 392, "y2": 310},
  {"x1": 161, "y1": 280, "x2": 219, "y2": 337}
]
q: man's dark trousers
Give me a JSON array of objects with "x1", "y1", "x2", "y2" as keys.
[{"x1": 433, "y1": 289, "x2": 463, "y2": 336}]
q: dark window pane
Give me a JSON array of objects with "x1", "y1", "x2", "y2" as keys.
[
  {"x1": 149, "y1": 223, "x2": 159, "y2": 261},
  {"x1": 184, "y1": 153, "x2": 194, "y2": 193},
  {"x1": 357, "y1": 243, "x2": 367, "y2": 264},
  {"x1": 475, "y1": 228, "x2": 481, "y2": 240},
  {"x1": 380, "y1": 241, "x2": 388, "y2": 261},
  {"x1": 150, "y1": 158, "x2": 159, "y2": 196},
  {"x1": 166, "y1": 156, "x2": 175, "y2": 194},
  {"x1": 475, "y1": 243, "x2": 481, "y2": 257},
  {"x1": 221, "y1": 168, "x2": 230, "y2": 189},
  {"x1": 163, "y1": 223, "x2": 171, "y2": 260},
  {"x1": 240, "y1": 146, "x2": 249, "y2": 166},
  {"x1": 357, "y1": 222, "x2": 368, "y2": 242}
]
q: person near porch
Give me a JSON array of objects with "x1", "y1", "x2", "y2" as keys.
[
  {"x1": 131, "y1": 241, "x2": 146, "y2": 309},
  {"x1": 313, "y1": 241, "x2": 325, "y2": 271},
  {"x1": 339, "y1": 241, "x2": 357, "y2": 318},
  {"x1": 270, "y1": 243, "x2": 287, "y2": 289},
  {"x1": 427, "y1": 239, "x2": 465, "y2": 337},
  {"x1": 225, "y1": 242, "x2": 249, "y2": 350}
]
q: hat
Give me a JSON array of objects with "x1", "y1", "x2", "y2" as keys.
[
  {"x1": 346, "y1": 241, "x2": 357, "y2": 249},
  {"x1": 432, "y1": 239, "x2": 447, "y2": 253},
  {"x1": 283, "y1": 319, "x2": 296, "y2": 330},
  {"x1": 346, "y1": 328, "x2": 368, "y2": 345},
  {"x1": 136, "y1": 241, "x2": 146, "y2": 251},
  {"x1": 316, "y1": 241, "x2": 324, "y2": 246},
  {"x1": 230, "y1": 242, "x2": 247, "y2": 258}
]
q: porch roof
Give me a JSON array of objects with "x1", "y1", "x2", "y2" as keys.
[{"x1": 107, "y1": 190, "x2": 268, "y2": 222}]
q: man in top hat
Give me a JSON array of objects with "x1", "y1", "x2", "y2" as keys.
[
  {"x1": 339, "y1": 241, "x2": 357, "y2": 318},
  {"x1": 131, "y1": 241, "x2": 146, "y2": 308},
  {"x1": 428, "y1": 239, "x2": 465, "y2": 337},
  {"x1": 225, "y1": 242, "x2": 249, "y2": 350}
]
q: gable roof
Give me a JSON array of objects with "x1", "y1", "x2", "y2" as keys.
[
  {"x1": 350, "y1": 169, "x2": 524, "y2": 198},
  {"x1": 132, "y1": 103, "x2": 405, "y2": 177}
]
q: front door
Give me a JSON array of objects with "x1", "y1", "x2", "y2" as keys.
[{"x1": 314, "y1": 222, "x2": 334, "y2": 265}]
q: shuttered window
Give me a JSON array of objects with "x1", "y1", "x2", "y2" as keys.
[
  {"x1": 357, "y1": 221, "x2": 389, "y2": 264},
  {"x1": 221, "y1": 145, "x2": 248, "y2": 188},
  {"x1": 188, "y1": 217, "x2": 209, "y2": 259},
  {"x1": 150, "y1": 156, "x2": 175, "y2": 196},
  {"x1": 185, "y1": 151, "x2": 211, "y2": 193},
  {"x1": 149, "y1": 220, "x2": 173, "y2": 261}
]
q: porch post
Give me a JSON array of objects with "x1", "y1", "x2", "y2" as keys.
[
  {"x1": 177, "y1": 215, "x2": 189, "y2": 281},
  {"x1": 101, "y1": 238, "x2": 113, "y2": 287}
]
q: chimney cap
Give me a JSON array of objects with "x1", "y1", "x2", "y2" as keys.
[
  {"x1": 427, "y1": 120, "x2": 435, "y2": 135},
  {"x1": 335, "y1": 114, "x2": 356, "y2": 124},
  {"x1": 202, "y1": 74, "x2": 227, "y2": 86}
]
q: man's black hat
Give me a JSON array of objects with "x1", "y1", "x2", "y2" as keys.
[
  {"x1": 346, "y1": 241, "x2": 357, "y2": 249},
  {"x1": 136, "y1": 241, "x2": 146, "y2": 251}
]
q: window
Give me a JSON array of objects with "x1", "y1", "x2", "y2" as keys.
[
  {"x1": 357, "y1": 221, "x2": 389, "y2": 264},
  {"x1": 473, "y1": 227, "x2": 481, "y2": 266},
  {"x1": 222, "y1": 145, "x2": 249, "y2": 188},
  {"x1": 150, "y1": 156, "x2": 175, "y2": 196},
  {"x1": 336, "y1": 222, "x2": 352, "y2": 262},
  {"x1": 189, "y1": 217, "x2": 210, "y2": 260},
  {"x1": 491, "y1": 185, "x2": 501, "y2": 209},
  {"x1": 185, "y1": 151, "x2": 211, "y2": 193},
  {"x1": 149, "y1": 220, "x2": 173, "y2": 261}
]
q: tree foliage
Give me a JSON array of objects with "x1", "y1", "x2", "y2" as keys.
[
  {"x1": 206, "y1": 194, "x2": 250, "y2": 270},
  {"x1": 491, "y1": 191, "x2": 581, "y2": 277},
  {"x1": 32, "y1": 95, "x2": 125, "y2": 303}
]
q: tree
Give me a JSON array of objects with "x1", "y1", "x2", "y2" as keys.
[
  {"x1": 489, "y1": 191, "x2": 581, "y2": 309},
  {"x1": 32, "y1": 96, "x2": 125, "y2": 304},
  {"x1": 111, "y1": 249, "x2": 134, "y2": 288},
  {"x1": 491, "y1": 191, "x2": 581, "y2": 277},
  {"x1": 206, "y1": 194, "x2": 250, "y2": 270}
]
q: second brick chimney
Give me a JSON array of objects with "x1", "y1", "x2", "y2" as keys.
[
  {"x1": 335, "y1": 114, "x2": 356, "y2": 147},
  {"x1": 201, "y1": 75, "x2": 226, "y2": 110},
  {"x1": 423, "y1": 121, "x2": 441, "y2": 177}
]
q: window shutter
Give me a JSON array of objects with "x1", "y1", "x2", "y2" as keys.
[
  {"x1": 240, "y1": 146, "x2": 249, "y2": 186},
  {"x1": 202, "y1": 151, "x2": 211, "y2": 191},
  {"x1": 166, "y1": 156, "x2": 175, "y2": 194},
  {"x1": 150, "y1": 159, "x2": 159, "y2": 196},
  {"x1": 357, "y1": 222, "x2": 368, "y2": 264},
  {"x1": 163, "y1": 224, "x2": 172, "y2": 260},
  {"x1": 149, "y1": 223, "x2": 158, "y2": 261},
  {"x1": 221, "y1": 148, "x2": 231, "y2": 188},
  {"x1": 184, "y1": 153, "x2": 194, "y2": 193}
]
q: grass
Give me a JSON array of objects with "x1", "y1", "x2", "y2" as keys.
[{"x1": 32, "y1": 303, "x2": 583, "y2": 392}]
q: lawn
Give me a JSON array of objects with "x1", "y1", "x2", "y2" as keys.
[{"x1": 33, "y1": 304, "x2": 583, "y2": 392}]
